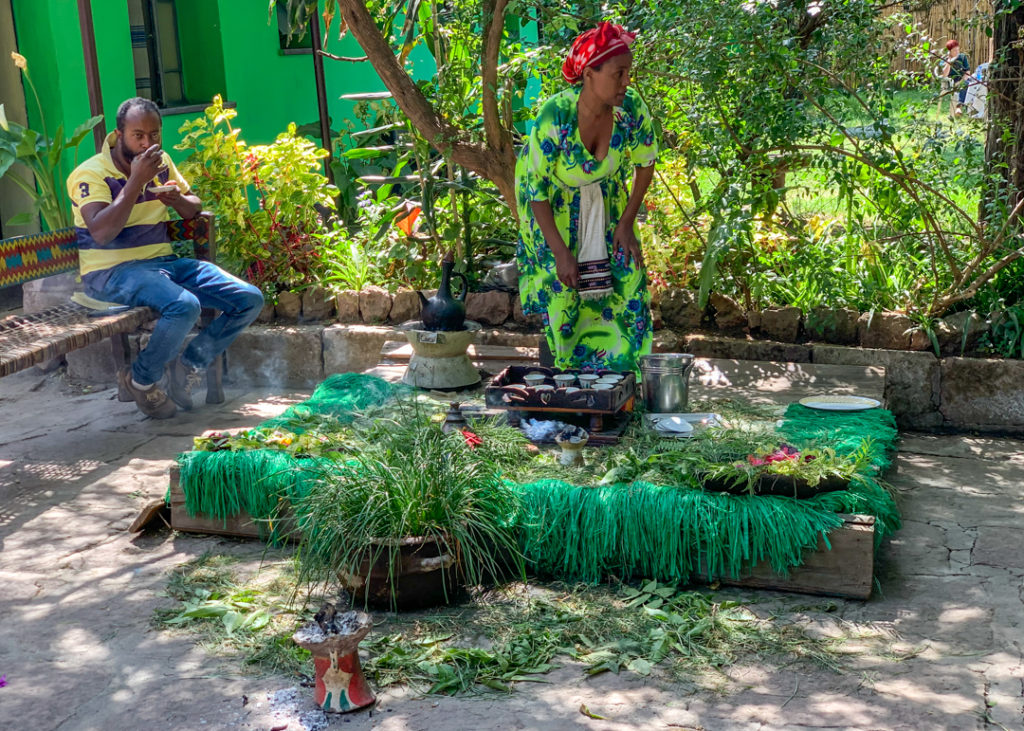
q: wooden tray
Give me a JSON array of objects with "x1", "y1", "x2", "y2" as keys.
[{"x1": 485, "y1": 365, "x2": 636, "y2": 413}]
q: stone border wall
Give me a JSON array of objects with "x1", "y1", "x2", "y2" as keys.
[
  {"x1": 64, "y1": 321, "x2": 1024, "y2": 435},
  {"x1": 264, "y1": 286, "x2": 994, "y2": 359}
]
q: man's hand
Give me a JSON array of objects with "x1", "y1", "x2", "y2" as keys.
[
  {"x1": 154, "y1": 180, "x2": 183, "y2": 205},
  {"x1": 613, "y1": 219, "x2": 644, "y2": 269},
  {"x1": 553, "y1": 246, "x2": 579, "y2": 290},
  {"x1": 130, "y1": 144, "x2": 165, "y2": 185}
]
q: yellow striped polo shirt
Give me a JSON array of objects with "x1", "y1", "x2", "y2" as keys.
[{"x1": 67, "y1": 131, "x2": 191, "y2": 283}]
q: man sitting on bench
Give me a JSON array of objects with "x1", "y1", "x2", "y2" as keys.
[{"x1": 67, "y1": 97, "x2": 264, "y2": 419}]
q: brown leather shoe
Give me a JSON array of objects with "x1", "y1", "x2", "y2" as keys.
[
  {"x1": 167, "y1": 357, "x2": 202, "y2": 411},
  {"x1": 118, "y1": 367, "x2": 177, "y2": 419}
]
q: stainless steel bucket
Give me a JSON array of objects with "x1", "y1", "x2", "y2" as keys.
[{"x1": 639, "y1": 353, "x2": 695, "y2": 413}]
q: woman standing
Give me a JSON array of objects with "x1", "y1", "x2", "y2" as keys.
[
  {"x1": 515, "y1": 22, "x2": 658, "y2": 372},
  {"x1": 942, "y1": 39, "x2": 971, "y2": 115}
]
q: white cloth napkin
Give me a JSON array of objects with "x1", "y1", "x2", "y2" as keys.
[{"x1": 575, "y1": 181, "x2": 613, "y2": 300}]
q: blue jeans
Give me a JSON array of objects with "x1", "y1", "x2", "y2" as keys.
[{"x1": 89, "y1": 256, "x2": 264, "y2": 385}]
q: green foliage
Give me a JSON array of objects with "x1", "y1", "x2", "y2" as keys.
[
  {"x1": 0, "y1": 54, "x2": 102, "y2": 230},
  {"x1": 364, "y1": 580, "x2": 851, "y2": 693},
  {"x1": 153, "y1": 553, "x2": 313, "y2": 678},
  {"x1": 176, "y1": 96, "x2": 338, "y2": 292},
  {"x1": 609, "y1": 0, "x2": 1011, "y2": 318},
  {"x1": 980, "y1": 303, "x2": 1024, "y2": 358},
  {"x1": 157, "y1": 555, "x2": 877, "y2": 694},
  {"x1": 294, "y1": 400, "x2": 528, "y2": 602},
  {"x1": 337, "y1": 95, "x2": 519, "y2": 283}
]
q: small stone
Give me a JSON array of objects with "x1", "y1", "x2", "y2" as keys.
[
  {"x1": 660, "y1": 288, "x2": 704, "y2": 330},
  {"x1": 359, "y1": 286, "x2": 392, "y2": 324},
  {"x1": 908, "y1": 325, "x2": 933, "y2": 352},
  {"x1": 466, "y1": 291, "x2": 512, "y2": 326},
  {"x1": 760, "y1": 306, "x2": 802, "y2": 342},
  {"x1": 940, "y1": 310, "x2": 988, "y2": 354},
  {"x1": 710, "y1": 292, "x2": 746, "y2": 329},
  {"x1": 857, "y1": 311, "x2": 914, "y2": 349},
  {"x1": 275, "y1": 291, "x2": 302, "y2": 322},
  {"x1": 653, "y1": 329, "x2": 682, "y2": 352},
  {"x1": 335, "y1": 290, "x2": 360, "y2": 323},
  {"x1": 804, "y1": 307, "x2": 859, "y2": 344},
  {"x1": 746, "y1": 310, "x2": 762, "y2": 331},
  {"x1": 390, "y1": 289, "x2": 421, "y2": 325},
  {"x1": 301, "y1": 286, "x2": 336, "y2": 322},
  {"x1": 256, "y1": 301, "x2": 275, "y2": 324}
]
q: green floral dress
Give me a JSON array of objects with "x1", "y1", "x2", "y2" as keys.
[{"x1": 515, "y1": 86, "x2": 658, "y2": 372}]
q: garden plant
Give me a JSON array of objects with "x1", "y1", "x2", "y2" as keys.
[{"x1": 251, "y1": 0, "x2": 1024, "y2": 351}]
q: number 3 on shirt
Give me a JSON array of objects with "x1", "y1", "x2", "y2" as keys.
[{"x1": 78, "y1": 182, "x2": 90, "y2": 198}]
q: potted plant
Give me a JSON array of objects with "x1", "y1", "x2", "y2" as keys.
[{"x1": 294, "y1": 403, "x2": 526, "y2": 609}]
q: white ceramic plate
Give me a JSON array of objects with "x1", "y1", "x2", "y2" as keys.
[
  {"x1": 654, "y1": 416, "x2": 693, "y2": 434},
  {"x1": 799, "y1": 395, "x2": 881, "y2": 411}
]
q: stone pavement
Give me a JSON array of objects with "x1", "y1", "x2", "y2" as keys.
[{"x1": 0, "y1": 366, "x2": 1022, "y2": 731}]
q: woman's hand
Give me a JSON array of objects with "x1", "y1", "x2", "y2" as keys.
[
  {"x1": 553, "y1": 246, "x2": 580, "y2": 289},
  {"x1": 614, "y1": 220, "x2": 644, "y2": 269}
]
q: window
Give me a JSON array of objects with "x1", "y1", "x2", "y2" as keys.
[
  {"x1": 128, "y1": 0, "x2": 227, "y2": 111},
  {"x1": 129, "y1": 0, "x2": 185, "y2": 106},
  {"x1": 277, "y1": 3, "x2": 313, "y2": 53}
]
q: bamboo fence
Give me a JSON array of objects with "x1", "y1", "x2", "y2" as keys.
[{"x1": 882, "y1": 0, "x2": 994, "y2": 75}]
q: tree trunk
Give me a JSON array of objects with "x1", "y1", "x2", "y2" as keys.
[
  {"x1": 334, "y1": 0, "x2": 518, "y2": 215},
  {"x1": 983, "y1": 1, "x2": 1024, "y2": 226}
]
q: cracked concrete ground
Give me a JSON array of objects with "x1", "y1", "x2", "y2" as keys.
[{"x1": 1, "y1": 368, "x2": 1022, "y2": 731}]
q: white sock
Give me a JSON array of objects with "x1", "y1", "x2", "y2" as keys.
[{"x1": 131, "y1": 378, "x2": 155, "y2": 391}]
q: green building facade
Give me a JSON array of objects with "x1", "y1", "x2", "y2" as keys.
[{"x1": 2, "y1": 0, "x2": 396, "y2": 236}]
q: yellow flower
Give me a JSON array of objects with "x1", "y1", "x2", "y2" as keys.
[{"x1": 10, "y1": 52, "x2": 26, "y2": 70}]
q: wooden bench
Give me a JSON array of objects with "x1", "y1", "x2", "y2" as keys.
[{"x1": 0, "y1": 213, "x2": 224, "y2": 403}]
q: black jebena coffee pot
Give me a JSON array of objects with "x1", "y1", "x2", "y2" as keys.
[{"x1": 417, "y1": 252, "x2": 468, "y2": 331}]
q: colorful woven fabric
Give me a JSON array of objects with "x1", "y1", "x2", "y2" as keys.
[
  {"x1": 167, "y1": 215, "x2": 214, "y2": 260},
  {"x1": 0, "y1": 228, "x2": 78, "y2": 289}
]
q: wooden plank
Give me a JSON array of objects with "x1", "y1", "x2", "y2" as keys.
[
  {"x1": 168, "y1": 465, "x2": 261, "y2": 539},
  {"x1": 711, "y1": 514, "x2": 876, "y2": 600},
  {"x1": 381, "y1": 340, "x2": 538, "y2": 362}
]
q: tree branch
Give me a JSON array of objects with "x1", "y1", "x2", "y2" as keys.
[
  {"x1": 334, "y1": 0, "x2": 517, "y2": 211},
  {"x1": 318, "y1": 50, "x2": 368, "y2": 62},
  {"x1": 482, "y1": 0, "x2": 512, "y2": 154}
]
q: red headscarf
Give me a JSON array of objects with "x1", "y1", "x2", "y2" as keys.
[{"x1": 562, "y1": 22, "x2": 636, "y2": 85}]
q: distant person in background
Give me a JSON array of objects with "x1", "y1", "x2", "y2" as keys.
[
  {"x1": 942, "y1": 39, "x2": 971, "y2": 116},
  {"x1": 964, "y1": 61, "x2": 990, "y2": 120}
]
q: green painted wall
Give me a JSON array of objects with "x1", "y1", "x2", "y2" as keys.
[
  {"x1": 207, "y1": 1, "x2": 387, "y2": 148},
  {"x1": 176, "y1": 0, "x2": 226, "y2": 106},
  {"x1": 10, "y1": 0, "x2": 392, "y2": 149},
  {"x1": 6, "y1": 0, "x2": 454, "y2": 179},
  {"x1": 10, "y1": 0, "x2": 93, "y2": 184}
]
